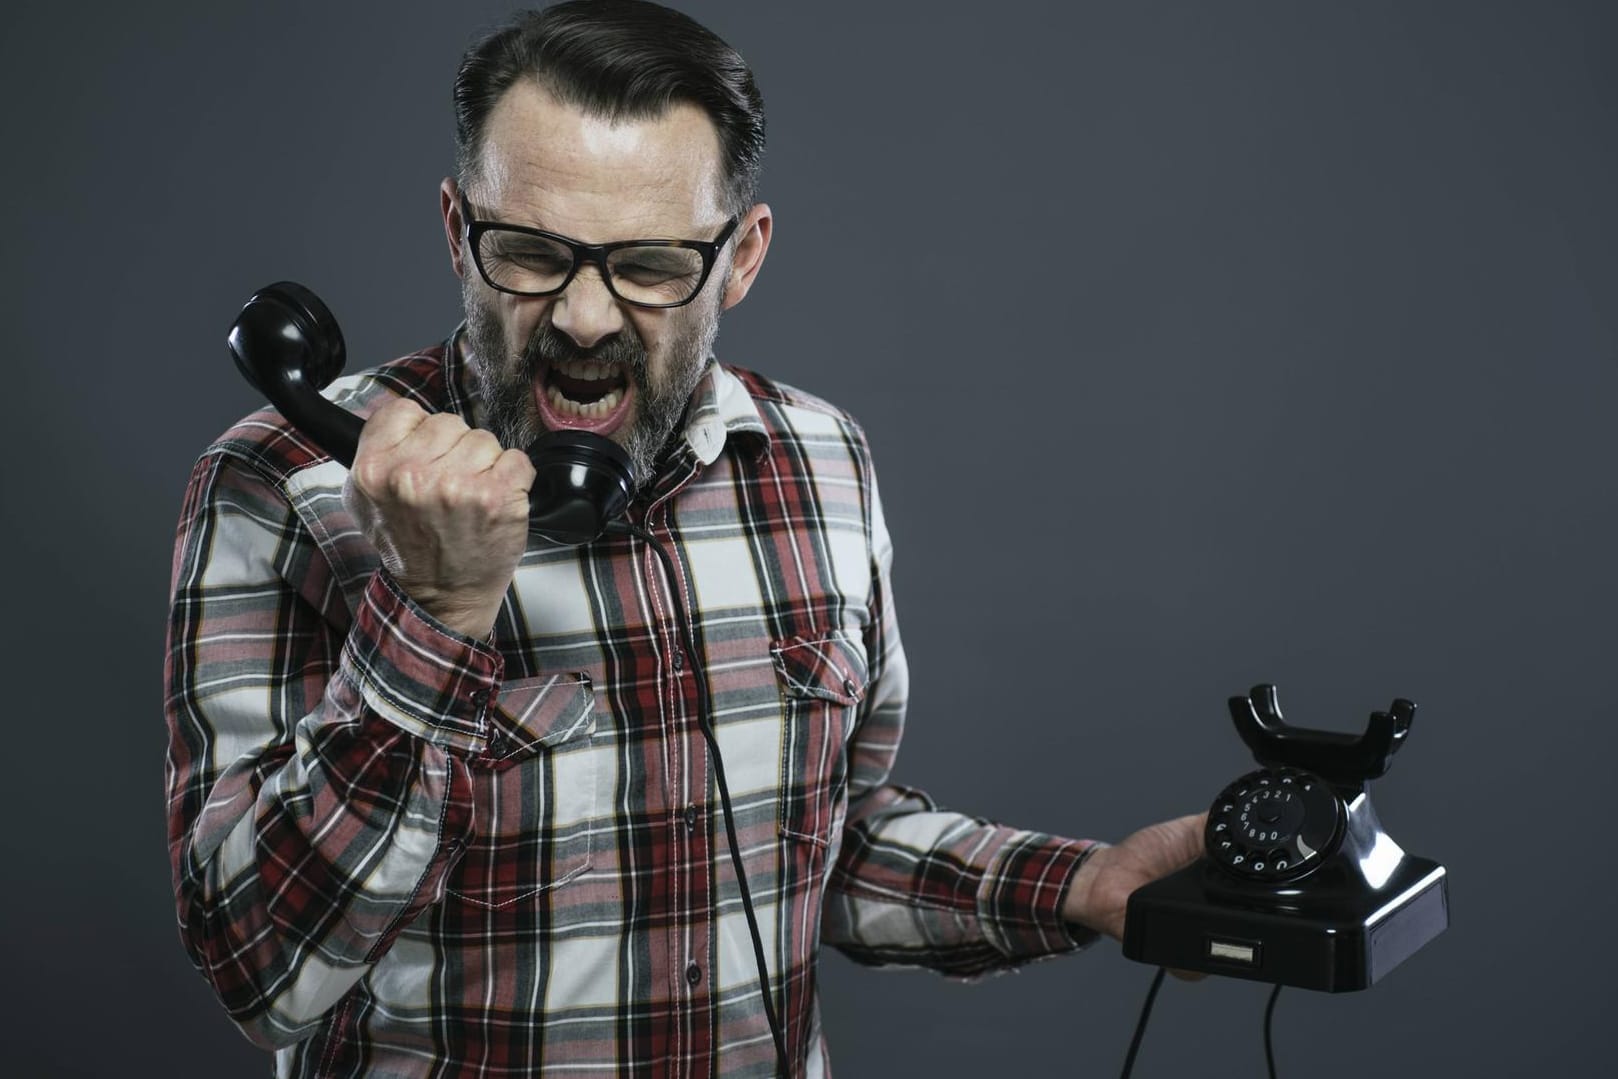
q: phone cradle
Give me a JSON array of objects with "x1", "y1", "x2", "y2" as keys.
[{"x1": 1121, "y1": 685, "x2": 1448, "y2": 991}]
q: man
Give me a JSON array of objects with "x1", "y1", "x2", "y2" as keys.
[{"x1": 164, "y1": 2, "x2": 1202, "y2": 1075}]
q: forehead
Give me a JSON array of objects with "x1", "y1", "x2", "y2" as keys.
[{"x1": 475, "y1": 79, "x2": 727, "y2": 241}]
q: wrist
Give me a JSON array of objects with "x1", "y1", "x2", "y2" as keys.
[
  {"x1": 389, "y1": 574, "x2": 502, "y2": 641},
  {"x1": 398, "y1": 585, "x2": 498, "y2": 637},
  {"x1": 347, "y1": 570, "x2": 504, "y2": 753},
  {"x1": 421, "y1": 601, "x2": 500, "y2": 641},
  {"x1": 1060, "y1": 842, "x2": 1112, "y2": 932}
]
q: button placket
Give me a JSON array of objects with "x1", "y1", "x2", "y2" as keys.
[{"x1": 637, "y1": 503, "x2": 718, "y2": 1022}]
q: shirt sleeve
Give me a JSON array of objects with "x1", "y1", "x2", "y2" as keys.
[
  {"x1": 163, "y1": 449, "x2": 496, "y2": 1049},
  {"x1": 820, "y1": 470, "x2": 1104, "y2": 978}
]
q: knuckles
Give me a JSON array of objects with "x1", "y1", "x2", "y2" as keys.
[
  {"x1": 342, "y1": 403, "x2": 531, "y2": 599},
  {"x1": 349, "y1": 405, "x2": 528, "y2": 515},
  {"x1": 380, "y1": 465, "x2": 522, "y2": 519}
]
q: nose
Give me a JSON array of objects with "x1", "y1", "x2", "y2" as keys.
[{"x1": 549, "y1": 263, "x2": 626, "y2": 350}]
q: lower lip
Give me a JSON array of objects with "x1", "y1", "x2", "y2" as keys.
[{"x1": 534, "y1": 376, "x2": 636, "y2": 437}]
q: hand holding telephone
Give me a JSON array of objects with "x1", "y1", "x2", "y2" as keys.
[
  {"x1": 1122, "y1": 684, "x2": 1448, "y2": 992},
  {"x1": 227, "y1": 281, "x2": 635, "y2": 546}
]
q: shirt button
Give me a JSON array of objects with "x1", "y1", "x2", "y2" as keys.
[
  {"x1": 684, "y1": 805, "x2": 698, "y2": 832},
  {"x1": 471, "y1": 689, "x2": 491, "y2": 707},
  {"x1": 842, "y1": 677, "x2": 858, "y2": 697},
  {"x1": 685, "y1": 962, "x2": 702, "y2": 987},
  {"x1": 671, "y1": 649, "x2": 684, "y2": 671}
]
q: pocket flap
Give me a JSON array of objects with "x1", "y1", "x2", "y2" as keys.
[
  {"x1": 489, "y1": 672, "x2": 596, "y2": 759},
  {"x1": 771, "y1": 633, "x2": 868, "y2": 705}
]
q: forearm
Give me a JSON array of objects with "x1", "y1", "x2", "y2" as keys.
[
  {"x1": 821, "y1": 785, "x2": 1101, "y2": 978},
  {"x1": 173, "y1": 695, "x2": 472, "y2": 1046},
  {"x1": 164, "y1": 452, "x2": 492, "y2": 1047}
]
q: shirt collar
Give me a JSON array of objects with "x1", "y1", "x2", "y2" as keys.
[{"x1": 681, "y1": 360, "x2": 769, "y2": 465}]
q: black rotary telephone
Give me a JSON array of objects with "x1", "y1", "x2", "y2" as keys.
[
  {"x1": 227, "y1": 281, "x2": 635, "y2": 545},
  {"x1": 1122, "y1": 684, "x2": 1448, "y2": 992}
]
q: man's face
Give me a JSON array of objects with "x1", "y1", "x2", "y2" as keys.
[{"x1": 443, "y1": 79, "x2": 748, "y2": 488}]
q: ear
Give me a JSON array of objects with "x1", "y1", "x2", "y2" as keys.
[
  {"x1": 440, "y1": 177, "x2": 467, "y2": 279},
  {"x1": 720, "y1": 203, "x2": 772, "y2": 311}
]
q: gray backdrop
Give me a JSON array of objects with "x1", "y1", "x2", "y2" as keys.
[{"x1": 2, "y1": 0, "x2": 1613, "y2": 1075}]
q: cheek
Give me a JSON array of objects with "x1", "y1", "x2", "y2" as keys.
[
  {"x1": 642, "y1": 302, "x2": 713, "y2": 373},
  {"x1": 630, "y1": 313, "x2": 674, "y2": 378},
  {"x1": 505, "y1": 299, "x2": 550, "y2": 349},
  {"x1": 468, "y1": 282, "x2": 544, "y2": 358}
]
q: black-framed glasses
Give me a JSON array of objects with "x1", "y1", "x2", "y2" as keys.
[{"x1": 460, "y1": 193, "x2": 739, "y2": 309}]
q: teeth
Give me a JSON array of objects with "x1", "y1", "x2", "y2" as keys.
[
  {"x1": 552, "y1": 358, "x2": 621, "y2": 382},
  {"x1": 547, "y1": 385, "x2": 624, "y2": 419}
]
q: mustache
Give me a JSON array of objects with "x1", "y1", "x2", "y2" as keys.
[{"x1": 519, "y1": 323, "x2": 649, "y2": 389}]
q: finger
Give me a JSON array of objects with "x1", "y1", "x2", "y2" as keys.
[
  {"x1": 1168, "y1": 968, "x2": 1207, "y2": 983},
  {"x1": 1132, "y1": 808, "x2": 1210, "y2": 867},
  {"x1": 395, "y1": 411, "x2": 476, "y2": 466},
  {"x1": 381, "y1": 415, "x2": 484, "y2": 506},
  {"x1": 357, "y1": 397, "x2": 430, "y2": 457},
  {"x1": 454, "y1": 433, "x2": 534, "y2": 516},
  {"x1": 447, "y1": 426, "x2": 507, "y2": 475},
  {"x1": 351, "y1": 399, "x2": 433, "y2": 498},
  {"x1": 1181, "y1": 811, "x2": 1208, "y2": 850},
  {"x1": 489, "y1": 445, "x2": 538, "y2": 493},
  {"x1": 404, "y1": 427, "x2": 508, "y2": 512}
]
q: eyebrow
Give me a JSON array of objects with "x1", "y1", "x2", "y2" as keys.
[{"x1": 466, "y1": 196, "x2": 726, "y2": 245}]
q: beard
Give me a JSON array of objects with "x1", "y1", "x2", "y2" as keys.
[{"x1": 461, "y1": 281, "x2": 721, "y2": 491}]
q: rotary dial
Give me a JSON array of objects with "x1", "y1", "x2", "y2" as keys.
[{"x1": 1205, "y1": 767, "x2": 1343, "y2": 883}]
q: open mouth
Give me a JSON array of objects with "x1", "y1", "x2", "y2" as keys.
[{"x1": 536, "y1": 357, "x2": 635, "y2": 436}]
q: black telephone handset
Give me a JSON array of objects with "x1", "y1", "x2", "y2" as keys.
[
  {"x1": 227, "y1": 281, "x2": 635, "y2": 546},
  {"x1": 1122, "y1": 684, "x2": 1448, "y2": 992}
]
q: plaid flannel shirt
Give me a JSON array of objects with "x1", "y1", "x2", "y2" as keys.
[{"x1": 164, "y1": 336, "x2": 1098, "y2": 1078}]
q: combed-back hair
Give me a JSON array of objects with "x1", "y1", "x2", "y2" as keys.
[{"x1": 453, "y1": 0, "x2": 766, "y2": 215}]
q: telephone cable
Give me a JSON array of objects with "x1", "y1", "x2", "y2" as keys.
[
  {"x1": 1117, "y1": 967, "x2": 1284, "y2": 1079},
  {"x1": 616, "y1": 521, "x2": 793, "y2": 1077}
]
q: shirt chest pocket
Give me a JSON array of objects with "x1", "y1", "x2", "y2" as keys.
[
  {"x1": 447, "y1": 673, "x2": 599, "y2": 910},
  {"x1": 772, "y1": 632, "x2": 867, "y2": 849}
]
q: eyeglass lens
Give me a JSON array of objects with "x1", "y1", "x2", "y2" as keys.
[{"x1": 478, "y1": 231, "x2": 706, "y2": 305}]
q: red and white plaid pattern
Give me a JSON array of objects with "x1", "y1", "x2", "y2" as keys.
[{"x1": 164, "y1": 337, "x2": 1097, "y2": 1077}]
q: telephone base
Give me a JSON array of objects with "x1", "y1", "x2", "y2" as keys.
[{"x1": 1121, "y1": 856, "x2": 1447, "y2": 992}]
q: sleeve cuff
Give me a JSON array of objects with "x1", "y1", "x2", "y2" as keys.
[
  {"x1": 338, "y1": 569, "x2": 504, "y2": 752},
  {"x1": 977, "y1": 832, "x2": 1104, "y2": 962}
]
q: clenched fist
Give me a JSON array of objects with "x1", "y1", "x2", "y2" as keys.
[{"x1": 343, "y1": 397, "x2": 536, "y2": 639}]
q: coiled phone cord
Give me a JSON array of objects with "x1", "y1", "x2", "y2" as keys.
[
  {"x1": 1118, "y1": 968, "x2": 1283, "y2": 1079},
  {"x1": 614, "y1": 521, "x2": 793, "y2": 1077}
]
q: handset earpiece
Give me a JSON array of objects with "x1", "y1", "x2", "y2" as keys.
[
  {"x1": 229, "y1": 281, "x2": 361, "y2": 465},
  {"x1": 228, "y1": 281, "x2": 634, "y2": 545}
]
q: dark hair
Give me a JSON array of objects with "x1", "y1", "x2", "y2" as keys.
[{"x1": 453, "y1": 0, "x2": 766, "y2": 215}]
